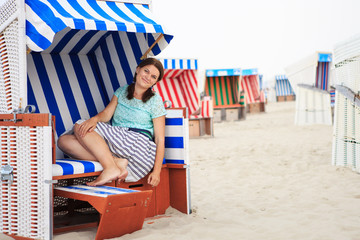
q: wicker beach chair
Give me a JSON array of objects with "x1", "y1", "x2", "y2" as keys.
[
  {"x1": 284, "y1": 52, "x2": 333, "y2": 125},
  {"x1": 0, "y1": 0, "x2": 190, "y2": 239}
]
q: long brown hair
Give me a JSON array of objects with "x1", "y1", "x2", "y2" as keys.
[{"x1": 127, "y1": 58, "x2": 164, "y2": 103}]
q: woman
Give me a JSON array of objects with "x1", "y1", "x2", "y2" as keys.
[{"x1": 57, "y1": 58, "x2": 166, "y2": 187}]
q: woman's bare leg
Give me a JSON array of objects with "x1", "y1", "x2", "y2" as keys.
[
  {"x1": 59, "y1": 124, "x2": 125, "y2": 186},
  {"x1": 57, "y1": 134, "x2": 96, "y2": 160},
  {"x1": 113, "y1": 157, "x2": 128, "y2": 183}
]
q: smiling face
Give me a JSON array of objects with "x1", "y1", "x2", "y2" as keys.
[{"x1": 135, "y1": 64, "x2": 160, "y2": 90}]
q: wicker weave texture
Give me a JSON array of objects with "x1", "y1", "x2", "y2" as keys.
[
  {"x1": 0, "y1": 126, "x2": 52, "y2": 240},
  {"x1": 295, "y1": 86, "x2": 332, "y2": 125},
  {"x1": 0, "y1": 19, "x2": 20, "y2": 113},
  {"x1": 332, "y1": 90, "x2": 360, "y2": 172}
]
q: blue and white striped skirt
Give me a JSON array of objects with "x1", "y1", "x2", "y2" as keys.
[{"x1": 95, "y1": 122, "x2": 156, "y2": 182}]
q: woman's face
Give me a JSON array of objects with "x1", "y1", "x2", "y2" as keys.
[{"x1": 135, "y1": 64, "x2": 160, "y2": 90}]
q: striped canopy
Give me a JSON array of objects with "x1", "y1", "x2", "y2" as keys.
[
  {"x1": 25, "y1": 0, "x2": 173, "y2": 54},
  {"x1": 154, "y1": 59, "x2": 200, "y2": 116},
  {"x1": 275, "y1": 75, "x2": 295, "y2": 96},
  {"x1": 315, "y1": 62, "x2": 330, "y2": 91},
  {"x1": 285, "y1": 52, "x2": 332, "y2": 94},
  {"x1": 205, "y1": 68, "x2": 242, "y2": 107},
  {"x1": 26, "y1": 0, "x2": 173, "y2": 136},
  {"x1": 241, "y1": 68, "x2": 261, "y2": 104},
  {"x1": 160, "y1": 58, "x2": 198, "y2": 70}
]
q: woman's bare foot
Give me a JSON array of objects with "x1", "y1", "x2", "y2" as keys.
[
  {"x1": 113, "y1": 157, "x2": 128, "y2": 183},
  {"x1": 87, "y1": 168, "x2": 120, "y2": 186}
]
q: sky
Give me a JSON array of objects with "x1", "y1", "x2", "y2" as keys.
[{"x1": 152, "y1": 0, "x2": 360, "y2": 84}]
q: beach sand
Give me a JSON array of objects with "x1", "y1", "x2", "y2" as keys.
[{"x1": 3, "y1": 101, "x2": 360, "y2": 240}]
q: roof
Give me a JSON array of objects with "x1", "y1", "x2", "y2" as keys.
[
  {"x1": 158, "y1": 58, "x2": 198, "y2": 70},
  {"x1": 206, "y1": 68, "x2": 241, "y2": 77}
]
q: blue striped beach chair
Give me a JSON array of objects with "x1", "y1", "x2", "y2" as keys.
[
  {"x1": 0, "y1": 0, "x2": 190, "y2": 239},
  {"x1": 275, "y1": 75, "x2": 295, "y2": 102}
]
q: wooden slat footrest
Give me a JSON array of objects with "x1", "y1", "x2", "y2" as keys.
[{"x1": 55, "y1": 185, "x2": 152, "y2": 240}]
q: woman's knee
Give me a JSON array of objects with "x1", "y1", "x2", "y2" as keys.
[{"x1": 57, "y1": 134, "x2": 71, "y2": 151}]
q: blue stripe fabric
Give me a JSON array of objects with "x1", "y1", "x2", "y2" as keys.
[
  {"x1": 25, "y1": 21, "x2": 52, "y2": 50},
  {"x1": 69, "y1": 31, "x2": 98, "y2": 55},
  {"x1": 27, "y1": 52, "x2": 107, "y2": 137},
  {"x1": 163, "y1": 116, "x2": 186, "y2": 164},
  {"x1": 57, "y1": 162, "x2": 74, "y2": 175},
  {"x1": 60, "y1": 185, "x2": 138, "y2": 195},
  {"x1": 71, "y1": 55, "x2": 98, "y2": 117},
  {"x1": 26, "y1": 0, "x2": 67, "y2": 33},
  {"x1": 159, "y1": 58, "x2": 198, "y2": 70},
  {"x1": 25, "y1": 0, "x2": 173, "y2": 52},
  {"x1": 31, "y1": 53, "x2": 66, "y2": 135},
  {"x1": 99, "y1": 42, "x2": 120, "y2": 93},
  {"x1": 165, "y1": 160, "x2": 185, "y2": 164},
  {"x1": 88, "y1": 56, "x2": 109, "y2": 106},
  {"x1": 65, "y1": 186, "x2": 117, "y2": 195},
  {"x1": 165, "y1": 118, "x2": 183, "y2": 126},
  {"x1": 100, "y1": 185, "x2": 137, "y2": 193},
  {"x1": 111, "y1": 33, "x2": 133, "y2": 82},
  {"x1": 165, "y1": 137, "x2": 184, "y2": 148},
  {"x1": 27, "y1": 76, "x2": 37, "y2": 112},
  {"x1": 275, "y1": 75, "x2": 295, "y2": 96},
  {"x1": 50, "y1": 29, "x2": 79, "y2": 54},
  {"x1": 126, "y1": 3, "x2": 163, "y2": 32},
  {"x1": 62, "y1": 159, "x2": 95, "y2": 173},
  {"x1": 146, "y1": 34, "x2": 160, "y2": 55},
  {"x1": 51, "y1": 54, "x2": 81, "y2": 123},
  {"x1": 206, "y1": 68, "x2": 241, "y2": 77}
]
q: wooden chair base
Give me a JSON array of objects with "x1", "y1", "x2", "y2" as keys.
[{"x1": 55, "y1": 186, "x2": 152, "y2": 240}]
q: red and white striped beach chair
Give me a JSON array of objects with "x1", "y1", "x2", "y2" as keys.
[
  {"x1": 241, "y1": 68, "x2": 265, "y2": 113},
  {"x1": 205, "y1": 68, "x2": 246, "y2": 121},
  {"x1": 154, "y1": 58, "x2": 214, "y2": 137},
  {"x1": 0, "y1": 1, "x2": 191, "y2": 239}
]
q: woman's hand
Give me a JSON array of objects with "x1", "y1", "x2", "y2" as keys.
[
  {"x1": 76, "y1": 118, "x2": 98, "y2": 137},
  {"x1": 147, "y1": 171, "x2": 161, "y2": 187}
]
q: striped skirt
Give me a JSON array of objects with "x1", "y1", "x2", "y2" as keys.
[{"x1": 95, "y1": 122, "x2": 156, "y2": 182}]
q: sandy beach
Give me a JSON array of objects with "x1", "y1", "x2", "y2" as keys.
[{"x1": 4, "y1": 101, "x2": 360, "y2": 240}]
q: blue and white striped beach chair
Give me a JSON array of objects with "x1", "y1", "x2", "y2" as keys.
[{"x1": 0, "y1": 0, "x2": 190, "y2": 239}]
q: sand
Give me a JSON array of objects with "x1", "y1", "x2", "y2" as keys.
[{"x1": 3, "y1": 101, "x2": 360, "y2": 240}]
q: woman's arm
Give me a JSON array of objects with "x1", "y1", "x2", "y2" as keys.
[
  {"x1": 77, "y1": 95, "x2": 118, "y2": 137},
  {"x1": 147, "y1": 115, "x2": 165, "y2": 187}
]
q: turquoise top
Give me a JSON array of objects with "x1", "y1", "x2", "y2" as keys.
[{"x1": 111, "y1": 85, "x2": 166, "y2": 136}]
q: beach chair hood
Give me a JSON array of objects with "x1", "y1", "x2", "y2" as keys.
[
  {"x1": 23, "y1": 0, "x2": 174, "y2": 136},
  {"x1": 25, "y1": 0, "x2": 173, "y2": 55}
]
